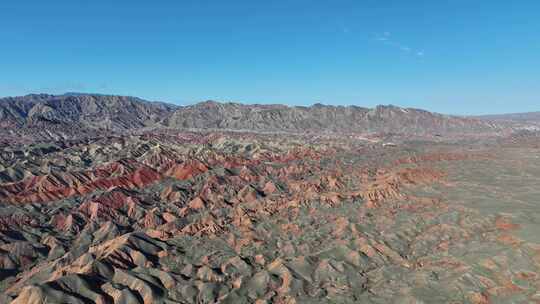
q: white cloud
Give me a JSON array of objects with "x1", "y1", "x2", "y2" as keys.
[{"x1": 374, "y1": 32, "x2": 424, "y2": 57}]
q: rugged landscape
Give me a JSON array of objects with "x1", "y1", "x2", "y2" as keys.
[
  {"x1": 0, "y1": 94, "x2": 512, "y2": 144},
  {"x1": 0, "y1": 94, "x2": 539, "y2": 303}
]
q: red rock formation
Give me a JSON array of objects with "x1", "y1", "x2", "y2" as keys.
[
  {"x1": 79, "y1": 189, "x2": 140, "y2": 221},
  {"x1": 0, "y1": 159, "x2": 161, "y2": 204},
  {"x1": 164, "y1": 159, "x2": 208, "y2": 180}
]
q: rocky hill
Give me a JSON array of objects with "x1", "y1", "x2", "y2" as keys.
[
  {"x1": 0, "y1": 94, "x2": 175, "y2": 143},
  {"x1": 0, "y1": 94, "x2": 174, "y2": 130}
]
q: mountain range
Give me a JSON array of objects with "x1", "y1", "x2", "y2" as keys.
[{"x1": 0, "y1": 93, "x2": 533, "y2": 142}]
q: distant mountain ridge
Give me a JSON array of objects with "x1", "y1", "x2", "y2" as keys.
[
  {"x1": 0, "y1": 93, "x2": 512, "y2": 141},
  {"x1": 163, "y1": 100, "x2": 502, "y2": 135},
  {"x1": 476, "y1": 112, "x2": 540, "y2": 124}
]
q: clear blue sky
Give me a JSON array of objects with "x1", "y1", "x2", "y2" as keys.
[{"x1": 0, "y1": 1, "x2": 538, "y2": 114}]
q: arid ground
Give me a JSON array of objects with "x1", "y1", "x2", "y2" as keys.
[{"x1": 1, "y1": 127, "x2": 539, "y2": 303}]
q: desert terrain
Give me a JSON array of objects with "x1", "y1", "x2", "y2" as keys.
[{"x1": 0, "y1": 94, "x2": 539, "y2": 303}]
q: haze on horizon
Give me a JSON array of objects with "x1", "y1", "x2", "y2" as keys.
[{"x1": 0, "y1": 1, "x2": 538, "y2": 115}]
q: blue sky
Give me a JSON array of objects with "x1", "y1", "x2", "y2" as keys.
[{"x1": 0, "y1": 1, "x2": 538, "y2": 114}]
